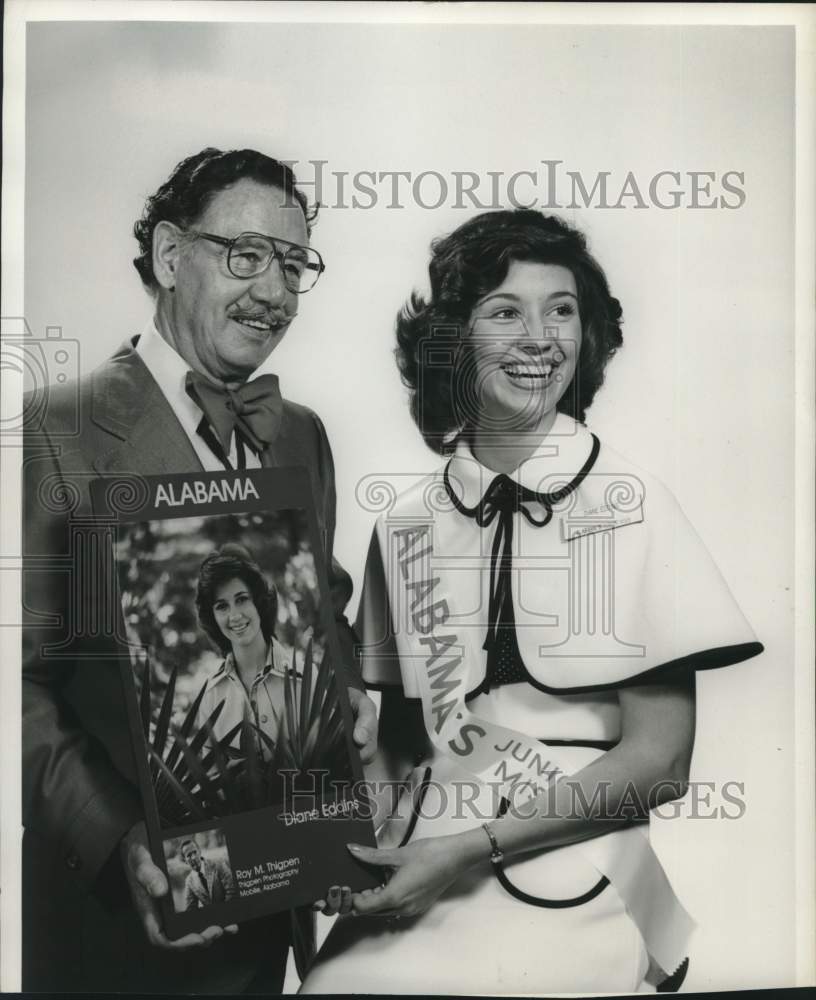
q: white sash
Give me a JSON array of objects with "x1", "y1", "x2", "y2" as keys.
[{"x1": 381, "y1": 518, "x2": 695, "y2": 980}]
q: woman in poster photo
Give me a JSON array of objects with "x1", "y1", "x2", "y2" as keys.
[
  {"x1": 301, "y1": 210, "x2": 764, "y2": 993},
  {"x1": 195, "y1": 544, "x2": 298, "y2": 748}
]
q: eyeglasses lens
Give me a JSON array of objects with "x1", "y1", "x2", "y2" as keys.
[{"x1": 228, "y1": 236, "x2": 321, "y2": 292}]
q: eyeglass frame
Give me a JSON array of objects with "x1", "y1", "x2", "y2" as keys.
[{"x1": 186, "y1": 229, "x2": 326, "y2": 293}]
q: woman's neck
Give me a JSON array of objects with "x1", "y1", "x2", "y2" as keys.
[
  {"x1": 471, "y1": 409, "x2": 558, "y2": 474},
  {"x1": 232, "y1": 634, "x2": 269, "y2": 687}
]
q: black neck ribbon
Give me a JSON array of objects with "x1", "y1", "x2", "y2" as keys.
[{"x1": 443, "y1": 435, "x2": 600, "y2": 689}]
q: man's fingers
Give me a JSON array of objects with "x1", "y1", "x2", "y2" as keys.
[
  {"x1": 129, "y1": 843, "x2": 168, "y2": 898},
  {"x1": 142, "y1": 910, "x2": 202, "y2": 951},
  {"x1": 123, "y1": 821, "x2": 232, "y2": 950},
  {"x1": 140, "y1": 905, "x2": 165, "y2": 945},
  {"x1": 339, "y1": 885, "x2": 352, "y2": 914},
  {"x1": 160, "y1": 932, "x2": 209, "y2": 951},
  {"x1": 348, "y1": 690, "x2": 378, "y2": 763},
  {"x1": 147, "y1": 925, "x2": 224, "y2": 952},
  {"x1": 199, "y1": 925, "x2": 225, "y2": 945}
]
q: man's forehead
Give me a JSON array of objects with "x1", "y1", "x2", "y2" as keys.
[{"x1": 198, "y1": 178, "x2": 309, "y2": 244}]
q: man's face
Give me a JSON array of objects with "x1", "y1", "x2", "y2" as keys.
[
  {"x1": 182, "y1": 844, "x2": 202, "y2": 870},
  {"x1": 164, "y1": 178, "x2": 308, "y2": 384}
]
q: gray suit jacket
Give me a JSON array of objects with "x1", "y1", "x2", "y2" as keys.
[
  {"x1": 184, "y1": 858, "x2": 238, "y2": 910},
  {"x1": 22, "y1": 338, "x2": 356, "y2": 991}
]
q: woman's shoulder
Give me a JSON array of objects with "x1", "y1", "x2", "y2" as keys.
[
  {"x1": 367, "y1": 464, "x2": 450, "y2": 526},
  {"x1": 588, "y1": 424, "x2": 682, "y2": 517},
  {"x1": 200, "y1": 657, "x2": 229, "y2": 694}
]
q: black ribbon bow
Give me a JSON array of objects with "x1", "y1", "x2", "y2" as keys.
[
  {"x1": 185, "y1": 370, "x2": 283, "y2": 457},
  {"x1": 443, "y1": 435, "x2": 600, "y2": 690}
]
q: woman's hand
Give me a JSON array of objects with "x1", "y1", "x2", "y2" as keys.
[
  {"x1": 347, "y1": 834, "x2": 480, "y2": 919},
  {"x1": 311, "y1": 884, "x2": 353, "y2": 915}
]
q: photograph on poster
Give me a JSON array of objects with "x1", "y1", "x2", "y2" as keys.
[
  {"x1": 6, "y1": 4, "x2": 813, "y2": 997},
  {"x1": 163, "y1": 829, "x2": 237, "y2": 914},
  {"x1": 116, "y1": 507, "x2": 354, "y2": 827}
]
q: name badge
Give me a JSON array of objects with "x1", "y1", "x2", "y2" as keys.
[{"x1": 560, "y1": 497, "x2": 644, "y2": 542}]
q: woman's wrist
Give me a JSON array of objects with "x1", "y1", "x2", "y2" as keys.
[{"x1": 454, "y1": 826, "x2": 500, "y2": 872}]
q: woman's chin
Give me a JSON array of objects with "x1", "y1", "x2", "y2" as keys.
[
  {"x1": 477, "y1": 396, "x2": 560, "y2": 436},
  {"x1": 227, "y1": 630, "x2": 262, "y2": 649}
]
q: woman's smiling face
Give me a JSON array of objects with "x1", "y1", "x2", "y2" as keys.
[
  {"x1": 212, "y1": 576, "x2": 262, "y2": 650},
  {"x1": 464, "y1": 261, "x2": 582, "y2": 434}
]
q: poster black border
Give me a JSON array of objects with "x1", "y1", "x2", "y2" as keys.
[{"x1": 90, "y1": 465, "x2": 378, "y2": 940}]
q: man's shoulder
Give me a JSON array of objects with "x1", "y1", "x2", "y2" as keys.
[
  {"x1": 25, "y1": 340, "x2": 149, "y2": 439},
  {"x1": 279, "y1": 395, "x2": 333, "y2": 458},
  {"x1": 22, "y1": 341, "x2": 179, "y2": 479},
  {"x1": 280, "y1": 395, "x2": 321, "y2": 431}
]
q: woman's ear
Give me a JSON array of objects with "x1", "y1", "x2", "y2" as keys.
[{"x1": 153, "y1": 221, "x2": 184, "y2": 291}]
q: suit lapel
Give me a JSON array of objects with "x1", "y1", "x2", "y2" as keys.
[
  {"x1": 90, "y1": 343, "x2": 203, "y2": 477},
  {"x1": 259, "y1": 409, "x2": 298, "y2": 469}
]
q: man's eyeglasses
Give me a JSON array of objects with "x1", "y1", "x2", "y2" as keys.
[{"x1": 188, "y1": 230, "x2": 325, "y2": 293}]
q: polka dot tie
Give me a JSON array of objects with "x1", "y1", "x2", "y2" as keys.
[{"x1": 487, "y1": 612, "x2": 528, "y2": 688}]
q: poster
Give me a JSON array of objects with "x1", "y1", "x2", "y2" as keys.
[{"x1": 93, "y1": 467, "x2": 377, "y2": 938}]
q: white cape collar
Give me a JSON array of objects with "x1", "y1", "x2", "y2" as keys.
[{"x1": 445, "y1": 413, "x2": 598, "y2": 509}]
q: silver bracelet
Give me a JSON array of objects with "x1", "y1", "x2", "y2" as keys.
[{"x1": 481, "y1": 822, "x2": 504, "y2": 866}]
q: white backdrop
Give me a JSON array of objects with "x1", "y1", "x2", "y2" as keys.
[{"x1": 20, "y1": 14, "x2": 799, "y2": 992}]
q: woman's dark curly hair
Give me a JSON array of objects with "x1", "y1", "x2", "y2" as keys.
[
  {"x1": 195, "y1": 543, "x2": 277, "y2": 656},
  {"x1": 395, "y1": 209, "x2": 623, "y2": 452},
  {"x1": 133, "y1": 147, "x2": 319, "y2": 292}
]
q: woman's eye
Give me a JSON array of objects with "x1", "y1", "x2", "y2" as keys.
[
  {"x1": 491, "y1": 307, "x2": 519, "y2": 320},
  {"x1": 550, "y1": 302, "x2": 576, "y2": 318},
  {"x1": 214, "y1": 602, "x2": 227, "y2": 613}
]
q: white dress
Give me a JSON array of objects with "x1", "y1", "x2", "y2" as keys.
[{"x1": 301, "y1": 414, "x2": 763, "y2": 995}]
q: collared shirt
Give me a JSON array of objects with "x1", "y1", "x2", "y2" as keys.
[
  {"x1": 448, "y1": 410, "x2": 596, "y2": 504},
  {"x1": 358, "y1": 411, "x2": 762, "y2": 733},
  {"x1": 198, "y1": 637, "x2": 300, "y2": 750},
  {"x1": 136, "y1": 318, "x2": 276, "y2": 471}
]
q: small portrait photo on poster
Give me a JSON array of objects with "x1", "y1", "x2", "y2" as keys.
[{"x1": 163, "y1": 828, "x2": 236, "y2": 914}]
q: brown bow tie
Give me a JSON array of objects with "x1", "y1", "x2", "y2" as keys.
[{"x1": 185, "y1": 370, "x2": 283, "y2": 456}]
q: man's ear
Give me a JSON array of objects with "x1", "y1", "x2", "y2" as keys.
[{"x1": 153, "y1": 221, "x2": 184, "y2": 290}]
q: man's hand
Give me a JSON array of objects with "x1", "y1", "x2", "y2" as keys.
[
  {"x1": 121, "y1": 821, "x2": 238, "y2": 950},
  {"x1": 347, "y1": 688, "x2": 378, "y2": 764}
]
